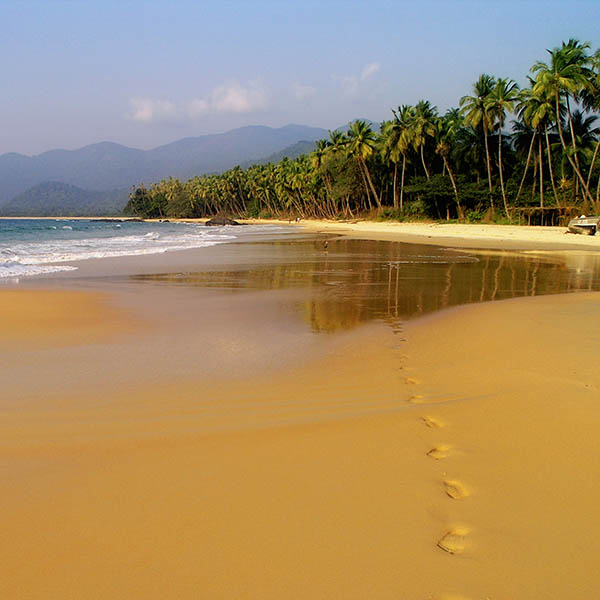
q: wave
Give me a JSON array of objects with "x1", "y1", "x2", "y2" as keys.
[{"x1": 0, "y1": 221, "x2": 296, "y2": 279}]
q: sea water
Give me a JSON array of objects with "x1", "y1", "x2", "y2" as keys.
[{"x1": 0, "y1": 219, "x2": 292, "y2": 279}]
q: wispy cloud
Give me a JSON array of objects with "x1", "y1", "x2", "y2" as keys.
[
  {"x1": 129, "y1": 98, "x2": 179, "y2": 123},
  {"x1": 128, "y1": 81, "x2": 270, "y2": 123},
  {"x1": 210, "y1": 81, "x2": 269, "y2": 113},
  {"x1": 333, "y1": 74, "x2": 359, "y2": 96},
  {"x1": 333, "y1": 62, "x2": 381, "y2": 97},
  {"x1": 361, "y1": 62, "x2": 380, "y2": 80},
  {"x1": 292, "y1": 82, "x2": 317, "y2": 102}
]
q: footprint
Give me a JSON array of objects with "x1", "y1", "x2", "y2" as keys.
[
  {"x1": 408, "y1": 394, "x2": 425, "y2": 404},
  {"x1": 422, "y1": 415, "x2": 444, "y2": 428},
  {"x1": 404, "y1": 377, "x2": 420, "y2": 385},
  {"x1": 443, "y1": 479, "x2": 470, "y2": 499},
  {"x1": 437, "y1": 527, "x2": 469, "y2": 554},
  {"x1": 427, "y1": 445, "x2": 451, "y2": 460}
]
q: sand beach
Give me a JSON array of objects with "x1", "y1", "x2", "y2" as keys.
[{"x1": 1, "y1": 222, "x2": 600, "y2": 599}]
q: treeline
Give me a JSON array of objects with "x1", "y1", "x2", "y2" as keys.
[{"x1": 126, "y1": 39, "x2": 600, "y2": 223}]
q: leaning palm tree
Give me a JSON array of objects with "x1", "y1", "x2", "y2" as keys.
[
  {"x1": 515, "y1": 80, "x2": 561, "y2": 206},
  {"x1": 532, "y1": 39, "x2": 595, "y2": 203},
  {"x1": 485, "y1": 77, "x2": 520, "y2": 218},
  {"x1": 580, "y1": 49, "x2": 600, "y2": 199},
  {"x1": 347, "y1": 119, "x2": 381, "y2": 209},
  {"x1": 461, "y1": 74, "x2": 497, "y2": 212}
]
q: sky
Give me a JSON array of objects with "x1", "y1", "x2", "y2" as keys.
[{"x1": 1, "y1": 0, "x2": 599, "y2": 155}]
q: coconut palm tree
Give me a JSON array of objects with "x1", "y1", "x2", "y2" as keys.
[
  {"x1": 347, "y1": 119, "x2": 381, "y2": 209},
  {"x1": 485, "y1": 78, "x2": 520, "y2": 217},
  {"x1": 410, "y1": 100, "x2": 437, "y2": 180},
  {"x1": 435, "y1": 109, "x2": 464, "y2": 219},
  {"x1": 516, "y1": 80, "x2": 562, "y2": 206},
  {"x1": 460, "y1": 74, "x2": 497, "y2": 211},
  {"x1": 532, "y1": 39, "x2": 595, "y2": 203},
  {"x1": 391, "y1": 105, "x2": 415, "y2": 211}
]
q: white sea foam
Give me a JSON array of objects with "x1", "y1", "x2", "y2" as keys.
[
  {"x1": 0, "y1": 221, "x2": 297, "y2": 279},
  {"x1": 0, "y1": 223, "x2": 237, "y2": 278},
  {"x1": 0, "y1": 262, "x2": 78, "y2": 278}
]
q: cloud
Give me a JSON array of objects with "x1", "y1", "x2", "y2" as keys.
[
  {"x1": 333, "y1": 74, "x2": 359, "y2": 96},
  {"x1": 292, "y1": 82, "x2": 317, "y2": 102},
  {"x1": 129, "y1": 98, "x2": 179, "y2": 122},
  {"x1": 128, "y1": 81, "x2": 269, "y2": 123},
  {"x1": 210, "y1": 81, "x2": 269, "y2": 114},
  {"x1": 333, "y1": 62, "x2": 381, "y2": 97},
  {"x1": 188, "y1": 98, "x2": 210, "y2": 118},
  {"x1": 361, "y1": 62, "x2": 380, "y2": 81}
]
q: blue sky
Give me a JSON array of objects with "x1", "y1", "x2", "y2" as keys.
[{"x1": 1, "y1": 0, "x2": 599, "y2": 155}]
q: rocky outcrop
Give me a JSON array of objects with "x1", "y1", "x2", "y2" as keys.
[{"x1": 205, "y1": 217, "x2": 241, "y2": 226}]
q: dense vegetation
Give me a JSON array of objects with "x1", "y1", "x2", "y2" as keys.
[{"x1": 126, "y1": 40, "x2": 600, "y2": 223}]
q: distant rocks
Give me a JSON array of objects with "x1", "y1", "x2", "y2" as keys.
[{"x1": 205, "y1": 217, "x2": 241, "y2": 226}]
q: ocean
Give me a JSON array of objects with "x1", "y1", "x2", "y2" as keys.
[{"x1": 0, "y1": 218, "x2": 293, "y2": 279}]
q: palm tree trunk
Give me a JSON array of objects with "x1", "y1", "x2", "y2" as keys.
[
  {"x1": 516, "y1": 130, "x2": 536, "y2": 205},
  {"x1": 392, "y1": 162, "x2": 398, "y2": 209},
  {"x1": 555, "y1": 91, "x2": 594, "y2": 203},
  {"x1": 498, "y1": 127, "x2": 509, "y2": 219},
  {"x1": 545, "y1": 125, "x2": 560, "y2": 207},
  {"x1": 586, "y1": 139, "x2": 600, "y2": 191},
  {"x1": 357, "y1": 161, "x2": 372, "y2": 211},
  {"x1": 420, "y1": 145, "x2": 430, "y2": 180},
  {"x1": 361, "y1": 158, "x2": 381, "y2": 208},
  {"x1": 539, "y1": 136, "x2": 544, "y2": 210},
  {"x1": 443, "y1": 157, "x2": 463, "y2": 220},
  {"x1": 483, "y1": 124, "x2": 494, "y2": 213},
  {"x1": 400, "y1": 154, "x2": 406, "y2": 213}
]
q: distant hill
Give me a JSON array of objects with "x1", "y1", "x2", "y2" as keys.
[
  {"x1": 1, "y1": 182, "x2": 128, "y2": 216},
  {"x1": 0, "y1": 124, "x2": 328, "y2": 208}
]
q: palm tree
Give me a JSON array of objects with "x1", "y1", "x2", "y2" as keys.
[
  {"x1": 569, "y1": 109, "x2": 600, "y2": 203},
  {"x1": 379, "y1": 120, "x2": 401, "y2": 209},
  {"x1": 347, "y1": 120, "x2": 381, "y2": 209},
  {"x1": 435, "y1": 109, "x2": 464, "y2": 219},
  {"x1": 392, "y1": 105, "x2": 415, "y2": 211},
  {"x1": 532, "y1": 39, "x2": 595, "y2": 203},
  {"x1": 485, "y1": 78, "x2": 520, "y2": 217},
  {"x1": 461, "y1": 74, "x2": 497, "y2": 212},
  {"x1": 580, "y1": 49, "x2": 600, "y2": 199},
  {"x1": 410, "y1": 100, "x2": 437, "y2": 180},
  {"x1": 517, "y1": 80, "x2": 562, "y2": 207}
]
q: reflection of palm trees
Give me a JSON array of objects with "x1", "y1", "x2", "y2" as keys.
[{"x1": 129, "y1": 239, "x2": 600, "y2": 333}]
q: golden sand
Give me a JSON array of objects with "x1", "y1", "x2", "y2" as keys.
[
  {"x1": 0, "y1": 289, "x2": 135, "y2": 348},
  {"x1": 1, "y1": 266, "x2": 600, "y2": 598},
  {"x1": 246, "y1": 217, "x2": 600, "y2": 251}
]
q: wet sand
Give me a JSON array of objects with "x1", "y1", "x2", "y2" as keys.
[{"x1": 1, "y1": 235, "x2": 600, "y2": 599}]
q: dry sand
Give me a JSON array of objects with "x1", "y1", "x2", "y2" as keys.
[{"x1": 1, "y1": 227, "x2": 600, "y2": 599}]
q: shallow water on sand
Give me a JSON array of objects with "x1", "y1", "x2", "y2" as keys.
[{"x1": 127, "y1": 237, "x2": 600, "y2": 333}]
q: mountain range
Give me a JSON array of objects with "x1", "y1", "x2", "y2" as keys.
[{"x1": 0, "y1": 124, "x2": 327, "y2": 216}]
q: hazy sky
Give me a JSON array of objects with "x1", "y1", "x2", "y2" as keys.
[{"x1": 1, "y1": 0, "x2": 599, "y2": 155}]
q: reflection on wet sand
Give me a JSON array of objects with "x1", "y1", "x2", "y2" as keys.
[{"x1": 130, "y1": 238, "x2": 600, "y2": 332}]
